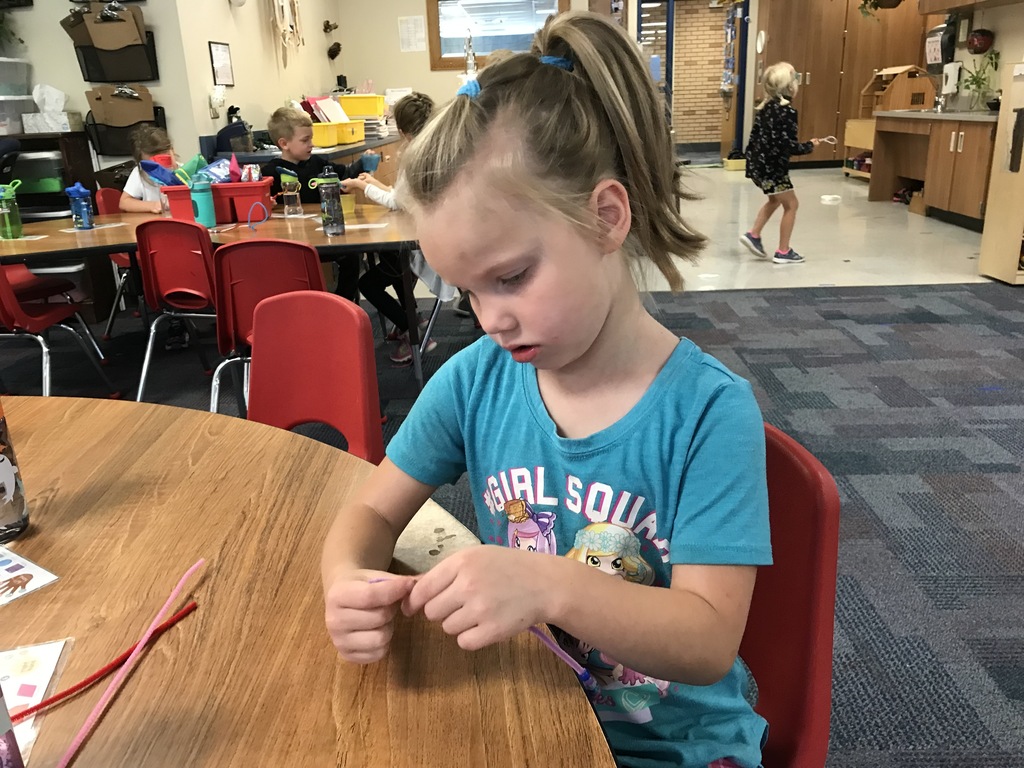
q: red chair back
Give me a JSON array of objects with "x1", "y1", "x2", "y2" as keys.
[
  {"x1": 0, "y1": 265, "x2": 24, "y2": 330},
  {"x1": 96, "y1": 188, "x2": 132, "y2": 269},
  {"x1": 739, "y1": 424, "x2": 840, "y2": 768},
  {"x1": 213, "y1": 239, "x2": 325, "y2": 357},
  {"x1": 135, "y1": 219, "x2": 216, "y2": 312},
  {"x1": 247, "y1": 291, "x2": 384, "y2": 464}
]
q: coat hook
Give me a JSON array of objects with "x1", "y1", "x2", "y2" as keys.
[{"x1": 323, "y1": 19, "x2": 339, "y2": 33}]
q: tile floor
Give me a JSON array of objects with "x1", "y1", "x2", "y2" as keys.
[
  {"x1": 411, "y1": 166, "x2": 991, "y2": 299},
  {"x1": 654, "y1": 166, "x2": 990, "y2": 292}
]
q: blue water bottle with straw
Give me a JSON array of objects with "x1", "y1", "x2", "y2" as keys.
[{"x1": 65, "y1": 182, "x2": 94, "y2": 230}]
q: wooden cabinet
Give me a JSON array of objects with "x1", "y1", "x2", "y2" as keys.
[
  {"x1": 758, "y1": 0, "x2": 932, "y2": 163},
  {"x1": 978, "y1": 60, "x2": 1024, "y2": 285},
  {"x1": 923, "y1": 121, "x2": 995, "y2": 218}
]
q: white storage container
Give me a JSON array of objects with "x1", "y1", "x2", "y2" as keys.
[
  {"x1": 0, "y1": 58, "x2": 30, "y2": 97},
  {"x1": 0, "y1": 95, "x2": 36, "y2": 135}
]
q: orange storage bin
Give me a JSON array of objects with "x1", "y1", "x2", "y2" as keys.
[
  {"x1": 163, "y1": 184, "x2": 195, "y2": 222},
  {"x1": 162, "y1": 178, "x2": 273, "y2": 225},
  {"x1": 212, "y1": 178, "x2": 273, "y2": 224}
]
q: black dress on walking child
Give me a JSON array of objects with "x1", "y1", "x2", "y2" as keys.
[{"x1": 744, "y1": 99, "x2": 814, "y2": 195}]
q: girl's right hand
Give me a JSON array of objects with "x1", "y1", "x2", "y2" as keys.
[{"x1": 324, "y1": 571, "x2": 417, "y2": 663}]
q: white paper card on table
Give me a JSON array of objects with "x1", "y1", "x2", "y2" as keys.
[
  {"x1": 0, "y1": 639, "x2": 70, "y2": 763},
  {"x1": 0, "y1": 547, "x2": 57, "y2": 607},
  {"x1": 57, "y1": 223, "x2": 126, "y2": 234},
  {"x1": 14, "y1": 235, "x2": 47, "y2": 241},
  {"x1": 270, "y1": 213, "x2": 318, "y2": 219}
]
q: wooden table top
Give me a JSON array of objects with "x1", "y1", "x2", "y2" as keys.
[
  {"x1": 212, "y1": 204, "x2": 418, "y2": 255},
  {"x1": 0, "y1": 214, "x2": 152, "y2": 262},
  {"x1": 0, "y1": 204, "x2": 417, "y2": 265},
  {"x1": 0, "y1": 397, "x2": 612, "y2": 767}
]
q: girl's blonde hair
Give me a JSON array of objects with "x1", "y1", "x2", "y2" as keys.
[
  {"x1": 398, "y1": 11, "x2": 705, "y2": 292},
  {"x1": 757, "y1": 62, "x2": 798, "y2": 110}
]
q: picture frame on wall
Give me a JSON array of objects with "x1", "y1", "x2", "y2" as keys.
[
  {"x1": 209, "y1": 41, "x2": 234, "y2": 87},
  {"x1": 955, "y1": 12, "x2": 973, "y2": 47}
]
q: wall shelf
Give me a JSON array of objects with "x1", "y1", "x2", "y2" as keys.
[{"x1": 75, "y1": 31, "x2": 159, "y2": 83}]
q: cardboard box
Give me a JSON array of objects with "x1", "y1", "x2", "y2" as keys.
[
  {"x1": 908, "y1": 191, "x2": 927, "y2": 216},
  {"x1": 60, "y1": 3, "x2": 145, "y2": 50},
  {"x1": 22, "y1": 112, "x2": 85, "y2": 133},
  {"x1": 86, "y1": 85, "x2": 154, "y2": 127}
]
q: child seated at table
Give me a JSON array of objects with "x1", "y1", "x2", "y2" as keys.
[
  {"x1": 341, "y1": 93, "x2": 455, "y2": 364},
  {"x1": 261, "y1": 107, "x2": 376, "y2": 303},
  {"x1": 119, "y1": 126, "x2": 172, "y2": 216},
  {"x1": 120, "y1": 126, "x2": 189, "y2": 351}
]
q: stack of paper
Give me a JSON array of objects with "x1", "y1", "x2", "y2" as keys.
[{"x1": 362, "y1": 118, "x2": 390, "y2": 139}]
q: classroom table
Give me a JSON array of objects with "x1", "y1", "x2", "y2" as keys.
[
  {"x1": 0, "y1": 397, "x2": 614, "y2": 767},
  {"x1": 0, "y1": 205, "x2": 432, "y2": 387}
]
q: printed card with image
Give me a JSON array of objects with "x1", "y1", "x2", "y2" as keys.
[
  {"x1": 0, "y1": 548, "x2": 57, "y2": 608},
  {"x1": 0, "y1": 639, "x2": 70, "y2": 765}
]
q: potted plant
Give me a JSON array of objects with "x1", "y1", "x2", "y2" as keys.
[
  {"x1": 859, "y1": 0, "x2": 903, "y2": 18},
  {"x1": 962, "y1": 49, "x2": 1000, "y2": 111}
]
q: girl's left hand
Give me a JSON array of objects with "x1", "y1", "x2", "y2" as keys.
[{"x1": 403, "y1": 545, "x2": 554, "y2": 650}]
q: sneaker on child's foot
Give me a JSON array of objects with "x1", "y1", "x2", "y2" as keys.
[
  {"x1": 385, "y1": 315, "x2": 429, "y2": 341},
  {"x1": 740, "y1": 232, "x2": 767, "y2": 258},
  {"x1": 164, "y1": 319, "x2": 190, "y2": 351},
  {"x1": 772, "y1": 248, "x2": 805, "y2": 265},
  {"x1": 390, "y1": 335, "x2": 438, "y2": 364}
]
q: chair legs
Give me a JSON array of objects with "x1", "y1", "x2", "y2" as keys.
[
  {"x1": 103, "y1": 269, "x2": 130, "y2": 341},
  {"x1": 55, "y1": 323, "x2": 118, "y2": 396},
  {"x1": 72, "y1": 312, "x2": 106, "y2": 364},
  {"x1": 420, "y1": 298, "x2": 443, "y2": 355},
  {"x1": 136, "y1": 313, "x2": 170, "y2": 402},
  {"x1": 0, "y1": 327, "x2": 117, "y2": 397},
  {"x1": 137, "y1": 312, "x2": 215, "y2": 403},
  {"x1": 210, "y1": 356, "x2": 247, "y2": 414}
]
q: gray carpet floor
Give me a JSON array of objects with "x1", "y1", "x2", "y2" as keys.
[{"x1": 3, "y1": 282, "x2": 1023, "y2": 766}]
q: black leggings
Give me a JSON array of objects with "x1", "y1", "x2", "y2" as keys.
[
  {"x1": 334, "y1": 257, "x2": 361, "y2": 303},
  {"x1": 358, "y1": 253, "x2": 408, "y2": 332}
]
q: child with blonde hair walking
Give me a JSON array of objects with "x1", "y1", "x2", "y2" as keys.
[
  {"x1": 740, "y1": 62, "x2": 820, "y2": 264},
  {"x1": 322, "y1": 12, "x2": 771, "y2": 768}
]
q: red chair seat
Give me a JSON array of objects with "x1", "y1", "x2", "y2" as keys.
[
  {"x1": 11, "y1": 298, "x2": 83, "y2": 333},
  {"x1": 3, "y1": 265, "x2": 75, "y2": 303}
]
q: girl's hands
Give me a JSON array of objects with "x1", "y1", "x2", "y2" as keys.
[
  {"x1": 340, "y1": 177, "x2": 367, "y2": 192},
  {"x1": 324, "y1": 570, "x2": 418, "y2": 663},
  {"x1": 402, "y1": 545, "x2": 555, "y2": 651}
]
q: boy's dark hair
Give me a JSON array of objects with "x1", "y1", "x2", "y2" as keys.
[{"x1": 392, "y1": 93, "x2": 435, "y2": 138}]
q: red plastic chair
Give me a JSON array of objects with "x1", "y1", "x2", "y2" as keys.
[
  {"x1": 209, "y1": 239, "x2": 325, "y2": 414},
  {"x1": 0, "y1": 265, "x2": 118, "y2": 397},
  {"x1": 739, "y1": 424, "x2": 840, "y2": 768},
  {"x1": 3, "y1": 264, "x2": 76, "y2": 303},
  {"x1": 134, "y1": 219, "x2": 217, "y2": 402},
  {"x1": 96, "y1": 187, "x2": 145, "y2": 340},
  {"x1": 247, "y1": 291, "x2": 384, "y2": 464}
]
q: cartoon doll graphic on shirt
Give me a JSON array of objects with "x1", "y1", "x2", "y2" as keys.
[
  {"x1": 504, "y1": 498, "x2": 557, "y2": 554},
  {"x1": 558, "y1": 523, "x2": 670, "y2": 724}
]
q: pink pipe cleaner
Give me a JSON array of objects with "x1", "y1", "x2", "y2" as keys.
[{"x1": 56, "y1": 558, "x2": 206, "y2": 768}]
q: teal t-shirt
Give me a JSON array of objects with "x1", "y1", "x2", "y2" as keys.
[{"x1": 388, "y1": 336, "x2": 772, "y2": 768}]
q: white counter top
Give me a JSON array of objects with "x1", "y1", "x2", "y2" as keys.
[{"x1": 875, "y1": 110, "x2": 999, "y2": 123}]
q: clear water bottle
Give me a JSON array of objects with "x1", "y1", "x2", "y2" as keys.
[
  {"x1": 280, "y1": 172, "x2": 303, "y2": 217},
  {"x1": 0, "y1": 181, "x2": 23, "y2": 240},
  {"x1": 0, "y1": 398, "x2": 28, "y2": 545},
  {"x1": 317, "y1": 167, "x2": 345, "y2": 236},
  {"x1": 0, "y1": 683, "x2": 26, "y2": 768}
]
